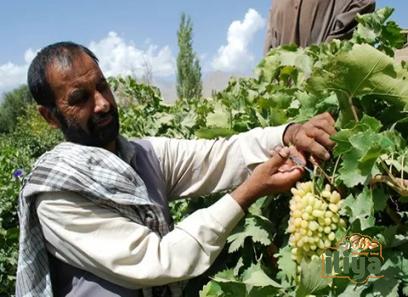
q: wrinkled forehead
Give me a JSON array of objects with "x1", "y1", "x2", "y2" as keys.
[
  {"x1": 46, "y1": 51, "x2": 101, "y2": 89},
  {"x1": 49, "y1": 49, "x2": 99, "y2": 73}
]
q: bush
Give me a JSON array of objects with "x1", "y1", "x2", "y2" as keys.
[
  {"x1": 0, "y1": 86, "x2": 33, "y2": 134},
  {"x1": 0, "y1": 104, "x2": 62, "y2": 295}
]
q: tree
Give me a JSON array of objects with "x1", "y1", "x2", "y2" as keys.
[
  {"x1": 176, "y1": 13, "x2": 202, "y2": 101},
  {"x1": 0, "y1": 85, "x2": 33, "y2": 133},
  {"x1": 141, "y1": 57, "x2": 153, "y2": 86}
]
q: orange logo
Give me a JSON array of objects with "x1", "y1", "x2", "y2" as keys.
[{"x1": 321, "y1": 233, "x2": 384, "y2": 284}]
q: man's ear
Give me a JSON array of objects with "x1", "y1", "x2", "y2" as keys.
[{"x1": 37, "y1": 106, "x2": 61, "y2": 129}]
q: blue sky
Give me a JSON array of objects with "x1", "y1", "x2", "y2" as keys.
[{"x1": 0, "y1": 0, "x2": 407, "y2": 99}]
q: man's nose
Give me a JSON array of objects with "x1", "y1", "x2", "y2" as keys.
[{"x1": 94, "y1": 91, "x2": 110, "y2": 113}]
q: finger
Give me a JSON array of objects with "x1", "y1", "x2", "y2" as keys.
[
  {"x1": 310, "y1": 119, "x2": 336, "y2": 137},
  {"x1": 266, "y1": 147, "x2": 291, "y2": 173},
  {"x1": 314, "y1": 112, "x2": 336, "y2": 126},
  {"x1": 309, "y1": 127, "x2": 335, "y2": 149},
  {"x1": 269, "y1": 144, "x2": 283, "y2": 157},
  {"x1": 278, "y1": 164, "x2": 304, "y2": 173},
  {"x1": 276, "y1": 146, "x2": 290, "y2": 158},
  {"x1": 288, "y1": 146, "x2": 306, "y2": 165},
  {"x1": 298, "y1": 136, "x2": 330, "y2": 160},
  {"x1": 273, "y1": 167, "x2": 304, "y2": 185},
  {"x1": 309, "y1": 141, "x2": 331, "y2": 161}
]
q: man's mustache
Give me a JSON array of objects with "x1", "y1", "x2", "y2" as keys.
[{"x1": 90, "y1": 109, "x2": 117, "y2": 127}]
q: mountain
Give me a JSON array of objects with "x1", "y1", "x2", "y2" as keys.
[{"x1": 155, "y1": 71, "x2": 249, "y2": 103}]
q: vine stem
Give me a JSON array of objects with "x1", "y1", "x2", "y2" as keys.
[
  {"x1": 370, "y1": 175, "x2": 408, "y2": 196},
  {"x1": 377, "y1": 160, "x2": 408, "y2": 196},
  {"x1": 401, "y1": 153, "x2": 405, "y2": 186},
  {"x1": 309, "y1": 156, "x2": 340, "y2": 192},
  {"x1": 348, "y1": 95, "x2": 359, "y2": 122},
  {"x1": 331, "y1": 155, "x2": 342, "y2": 185}
]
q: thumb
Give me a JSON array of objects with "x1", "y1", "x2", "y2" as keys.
[{"x1": 266, "y1": 146, "x2": 290, "y2": 173}]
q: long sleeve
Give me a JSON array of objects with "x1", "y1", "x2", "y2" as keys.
[
  {"x1": 147, "y1": 124, "x2": 288, "y2": 199},
  {"x1": 36, "y1": 191, "x2": 244, "y2": 289}
]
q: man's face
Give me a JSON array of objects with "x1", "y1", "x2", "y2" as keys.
[{"x1": 46, "y1": 52, "x2": 119, "y2": 147}]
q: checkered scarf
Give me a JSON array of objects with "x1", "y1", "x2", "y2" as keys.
[{"x1": 16, "y1": 140, "x2": 181, "y2": 297}]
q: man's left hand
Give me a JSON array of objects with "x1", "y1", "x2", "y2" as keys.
[{"x1": 283, "y1": 112, "x2": 336, "y2": 161}]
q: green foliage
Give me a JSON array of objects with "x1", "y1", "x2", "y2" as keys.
[
  {"x1": 198, "y1": 7, "x2": 408, "y2": 297},
  {"x1": 111, "y1": 75, "x2": 212, "y2": 139},
  {"x1": 1, "y1": 7, "x2": 407, "y2": 297},
  {"x1": 227, "y1": 214, "x2": 274, "y2": 253},
  {"x1": 176, "y1": 13, "x2": 203, "y2": 101},
  {"x1": 296, "y1": 258, "x2": 330, "y2": 297},
  {"x1": 200, "y1": 264, "x2": 281, "y2": 297},
  {"x1": 0, "y1": 85, "x2": 33, "y2": 133},
  {"x1": 352, "y1": 7, "x2": 406, "y2": 56},
  {"x1": 0, "y1": 140, "x2": 27, "y2": 294},
  {"x1": 0, "y1": 104, "x2": 62, "y2": 295}
]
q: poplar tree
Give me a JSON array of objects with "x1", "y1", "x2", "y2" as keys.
[{"x1": 176, "y1": 13, "x2": 202, "y2": 101}]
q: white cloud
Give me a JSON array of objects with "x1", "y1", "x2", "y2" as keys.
[
  {"x1": 0, "y1": 48, "x2": 36, "y2": 96},
  {"x1": 211, "y1": 9, "x2": 265, "y2": 73},
  {"x1": 0, "y1": 32, "x2": 176, "y2": 98},
  {"x1": 89, "y1": 32, "x2": 176, "y2": 78},
  {"x1": 24, "y1": 49, "x2": 37, "y2": 64}
]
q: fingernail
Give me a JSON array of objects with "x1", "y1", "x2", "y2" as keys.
[
  {"x1": 325, "y1": 152, "x2": 330, "y2": 160},
  {"x1": 279, "y1": 147, "x2": 290, "y2": 158}
]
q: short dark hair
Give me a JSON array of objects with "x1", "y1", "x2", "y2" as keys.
[{"x1": 27, "y1": 41, "x2": 99, "y2": 108}]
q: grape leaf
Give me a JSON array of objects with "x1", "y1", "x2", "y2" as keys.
[
  {"x1": 372, "y1": 187, "x2": 387, "y2": 212},
  {"x1": 332, "y1": 129, "x2": 354, "y2": 155},
  {"x1": 339, "y1": 149, "x2": 368, "y2": 187},
  {"x1": 242, "y1": 263, "x2": 282, "y2": 288},
  {"x1": 212, "y1": 269, "x2": 238, "y2": 283},
  {"x1": 247, "y1": 286, "x2": 279, "y2": 297},
  {"x1": 276, "y1": 246, "x2": 297, "y2": 283},
  {"x1": 403, "y1": 285, "x2": 408, "y2": 297},
  {"x1": 338, "y1": 126, "x2": 393, "y2": 187},
  {"x1": 199, "y1": 280, "x2": 246, "y2": 297},
  {"x1": 369, "y1": 262, "x2": 401, "y2": 297},
  {"x1": 227, "y1": 216, "x2": 274, "y2": 253},
  {"x1": 341, "y1": 188, "x2": 375, "y2": 230},
  {"x1": 257, "y1": 45, "x2": 313, "y2": 84},
  {"x1": 337, "y1": 283, "x2": 367, "y2": 297},
  {"x1": 353, "y1": 7, "x2": 406, "y2": 56},
  {"x1": 205, "y1": 103, "x2": 230, "y2": 128},
  {"x1": 296, "y1": 257, "x2": 330, "y2": 297},
  {"x1": 308, "y1": 43, "x2": 408, "y2": 125},
  {"x1": 199, "y1": 281, "x2": 224, "y2": 297},
  {"x1": 359, "y1": 114, "x2": 383, "y2": 132}
]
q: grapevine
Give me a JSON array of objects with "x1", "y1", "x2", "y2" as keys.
[
  {"x1": 199, "y1": 7, "x2": 408, "y2": 297},
  {"x1": 0, "y1": 6, "x2": 407, "y2": 297}
]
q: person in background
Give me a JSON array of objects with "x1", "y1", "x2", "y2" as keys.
[{"x1": 264, "y1": 0, "x2": 376, "y2": 54}]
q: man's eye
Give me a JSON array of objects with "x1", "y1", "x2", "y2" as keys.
[{"x1": 69, "y1": 92, "x2": 89, "y2": 105}]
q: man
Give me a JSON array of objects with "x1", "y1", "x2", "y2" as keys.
[
  {"x1": 16, "y1": 42, "x2": 336, "y2": 297},
  {"x1": 264, "y1": 0, "x2": 376, "y2": 54}
]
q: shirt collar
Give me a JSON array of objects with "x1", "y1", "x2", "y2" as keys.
[{"x1": 116, "y1": 135, "x2": 137, "y2": 165}]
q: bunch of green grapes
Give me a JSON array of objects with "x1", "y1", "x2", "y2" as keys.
[{"x1": 287, "y1": 181, "x2": 345, "y2": 263}]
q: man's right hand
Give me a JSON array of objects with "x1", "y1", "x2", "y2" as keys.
[{"x1": 231, "y1": 146, "x2": 305, "y2": 210}]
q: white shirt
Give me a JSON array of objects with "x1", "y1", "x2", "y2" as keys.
[{"x1": 36, "y1": 125, "x2": 287, "y2": 289}]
